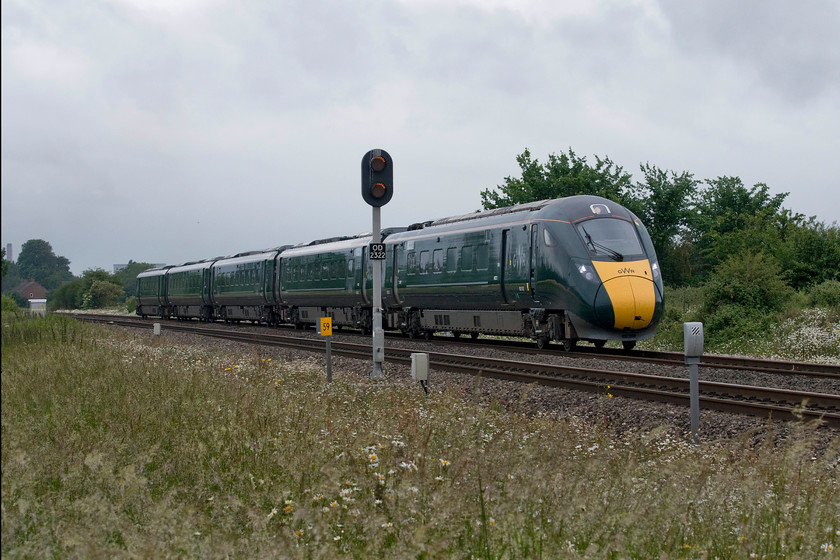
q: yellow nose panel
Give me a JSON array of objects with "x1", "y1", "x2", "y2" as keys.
[{"x1": 592, "y1": 260, "x2": 656, "y2": 329}]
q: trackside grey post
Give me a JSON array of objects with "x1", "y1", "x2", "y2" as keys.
[
  {"x1": 326, "y1": 339, "x2": 332, "y2": 383},
  {"x1": 153, "y1": 323, "x2": 161, "y2": 336},
  {"x1": 684, "y1": 322, "x2": 704, "y2": 444},
  {"x1": 411, "y1": 353, "x2": 430, "y2": 395},
  {"x1": 371, "y1": 206, "x2": 385, "y2": 380}
]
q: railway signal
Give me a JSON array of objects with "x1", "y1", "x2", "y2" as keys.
[
  {"x1": 361, "y1": 148, "x2": 393, "y2": 380},
  {"x1": 361, "y1": 149, "x2": 393, "y2": 207}
]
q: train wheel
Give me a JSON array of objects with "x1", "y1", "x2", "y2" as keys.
[
  {"x1": 561, "y1": 339, "x2": 576, "y2": 352},
  {"x1": 452, "y1": 331, "x2": 462, "y2": 339},
  {"x1": 470, "y1": 332, "x2": 480, "y2": 340},
  {"x1": 622, "y1": 341, "x2": 636, "y2": 351},
  {"x1": 536, "y1": 337, "x2": 550, "y2": 350},
  {"x1": 424, "y1": 331, "x2": 433, "y2": 340},
  {"x1": 593, "y1": 340, "x2": 606, "y2": 349}
]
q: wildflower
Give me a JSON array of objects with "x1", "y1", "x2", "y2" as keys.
[
  {"x1": 295, "y1": 529, "x2": 303, "y2": 537},
  {"x1": 489, "y1": 517, "x2": 496, "y2": 526},
  {"x1": 330, "y1": 501, "x2": 339, "y2": 508},
  {"x1": 821, "y1": 543, "x2": 834, "y2": 552},
  {"x1": 381, "y1": 522, "x2": 393, "y2": 528},
  {"x1": 334, "y1": 536, "x2": 341, "y2": 541},
  {"x1": 267, "y1": 508, "x2": 277, "y2": 519},
  {"x1": 435, "y1": 476, "x2": 444, "y2": 482},
  {"x1": 369, "y1": 454, "x2": 378, "y2": 462},
  {"x1": 194, "y1": 531, "x2": 201, "y2": 536},
  {"x1": 439, "y1": 458, "x2": 450, "y2": 467},
  {"x1": 284, "y1": 505, "x2": 293, "y2": 513}
]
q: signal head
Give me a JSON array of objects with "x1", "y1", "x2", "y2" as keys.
[{"x1": 361, "y1": 149, "x2": 393, "y2": 207}]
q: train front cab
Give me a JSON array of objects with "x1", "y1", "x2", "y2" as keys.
[{"x1": 562, "y1": 210, "x2": 663, "y2": 349}]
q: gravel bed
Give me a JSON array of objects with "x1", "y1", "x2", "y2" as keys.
[{"x1": 116, "y1": 322, "x2": 839, "y2": 451}]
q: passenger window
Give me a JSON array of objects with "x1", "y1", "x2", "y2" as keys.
[
  {"x1": 476, "y1": 245, "x2": 489, "y2": 270},
  {"x1": 407, "y1": 251, "x2": 417, "y2": 274},
  {"x1": 461, "y1": 246, "x2": 473, "y2": 271},
  {"x1": 419, "y1": 251, "x2": 430, "y2": 274},
  {"x1": 433, "y1": 249, "x2": 443, "y2": 273},
  {"x1": 446, "y1": 247, "x2": 458, "y2": 272}
]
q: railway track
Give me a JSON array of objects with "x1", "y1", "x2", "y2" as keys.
[{"x1": 74, "y1": 313, "x2": 840, "y2": 428}]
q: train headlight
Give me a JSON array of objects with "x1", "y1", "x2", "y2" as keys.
[
  {"x1": 651, "y1": 261, "x2": 660, "y2": 281},
  {"x1": 576, "y1": 262, "x2": 599, "y2": 283}
]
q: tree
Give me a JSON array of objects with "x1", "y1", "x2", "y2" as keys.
[
  {"x1": 1, "y1": 247, "x2": 8, "y2": 279},
  {"x1": 16, "y1": 239, "x2": 74, "y2": 289},
  {"x1": 630, "y1": 164, "x2": 700, "y2": 285},
  {"x1": 48, "y1": 269, "x2": 126, "y2": 310},
  {"x1": 113, "y1": 261, "x2": 156, "y2": 298},
  {"x1": 688, "y1": 177, "x2": 790, "y2": 281},
  {"x1": 480, "y1": 148, "x2": 635, "y2": 210}
]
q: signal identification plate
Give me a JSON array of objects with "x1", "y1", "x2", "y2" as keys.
[{"x1": 369, "y1": 243, "x2": 386, "y2": 260}]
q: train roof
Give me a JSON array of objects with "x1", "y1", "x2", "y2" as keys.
[
  {"x1": 407, "y1": 196, "x2": 633, "y2": 230},
  {"x1": 281, "y1": 233, "x2": 372, "y2": 257},
  {"x1": 213, "y1": 248, "x2": 283, "y2": 267}
]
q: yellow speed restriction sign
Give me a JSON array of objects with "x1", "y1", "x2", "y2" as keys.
[{"x1": 320, "y1": 317, "x2": 333, "y2": 337}]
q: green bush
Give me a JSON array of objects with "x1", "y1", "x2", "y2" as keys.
[
  {"x1": 703, "y1": 251, "x2": 792, "y2": 313},
  {"x1": 125, "y1": 296, "x2": 137, "y2": 314},
  {"x1": 808, "y1": 279, "x2": 840, "y2": 309},
  {"x1": 1, "y1": 294, "x2": 21, "y2": 314}
]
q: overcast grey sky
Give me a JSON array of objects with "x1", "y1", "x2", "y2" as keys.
[{"x1": 3, "y1": 0, "x2": 839, "y2": 275}]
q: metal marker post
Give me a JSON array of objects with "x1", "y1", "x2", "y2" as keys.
[
  {"x1": 688, "y1": 357, "x2": 699, "y2": 443},
  {"x1": 371, "y1": 207, "x2": 385, "y2": 380},
  {"x1": 320, "y1": 317, "x2": 333, "y2": 383},
  {"x1": 684, "y1": 322, "x2": 704, "y2": 444}
]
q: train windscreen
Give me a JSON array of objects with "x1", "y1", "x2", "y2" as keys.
[{"x1": 577, "y1": 218, "x2": 644, "y2": 261}]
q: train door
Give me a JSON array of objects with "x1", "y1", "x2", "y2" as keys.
[
  {"x1": 529, "y1": 224, "x2": 538, "y2": 301},
  {"x1": 502, "y1": 226, "x2": 533, "y2": 307},
  {"x1": 390, "y1": 244, "x2": 403, "y2": 306},
  {"x1": 361, "y1": 246, "x2": 371, "y2": 305},
  {"x1": 500, "y1": 229, "x2": 510, "y2": 304}
]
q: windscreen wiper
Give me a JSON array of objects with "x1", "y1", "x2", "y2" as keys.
[{"x1": 582, "y1": 227, "x2": 624, "y2": 261}]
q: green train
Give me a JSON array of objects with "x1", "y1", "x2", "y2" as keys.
[{"x1": 137, "y1": 195, "x2": 664, "y2": 349}]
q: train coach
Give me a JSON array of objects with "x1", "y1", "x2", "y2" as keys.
[
  {"x1": 137, "y1": 195, "x2": 664, "y2": 349},
  {"x1": 380, "y1": 195, "x2": 663, "y2": 349}
]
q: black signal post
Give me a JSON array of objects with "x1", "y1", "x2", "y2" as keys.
[{"x1": 361, "y1": 149, "x2": 393, "y2": 380}]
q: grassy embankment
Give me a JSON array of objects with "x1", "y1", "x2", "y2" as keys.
[{"x1": 2, "y1": 312, "x2": 839, "y2": 558}]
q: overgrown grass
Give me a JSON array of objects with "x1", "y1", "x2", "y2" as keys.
[
  {"x1": 638, "y1": 287, "x2": 840, "y2": 363},
  {"x1": 2, "y1": 313, "x2": 839, "y2": 558}
]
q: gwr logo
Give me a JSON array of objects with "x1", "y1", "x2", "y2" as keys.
[{"x1": 617, "y1": 267, "x2": 635, "y2": 274}]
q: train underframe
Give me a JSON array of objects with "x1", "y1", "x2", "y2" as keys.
[{"x1": 139, "y1": 303, "x2": 638, "y2": 350}]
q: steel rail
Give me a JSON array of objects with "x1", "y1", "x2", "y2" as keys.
[
  {"x1": 78, "y1": 314, "x2": 840, "y2": 428},
  {"x1": 72, "y1": 313, "x2": 840, "y2": 378}
]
